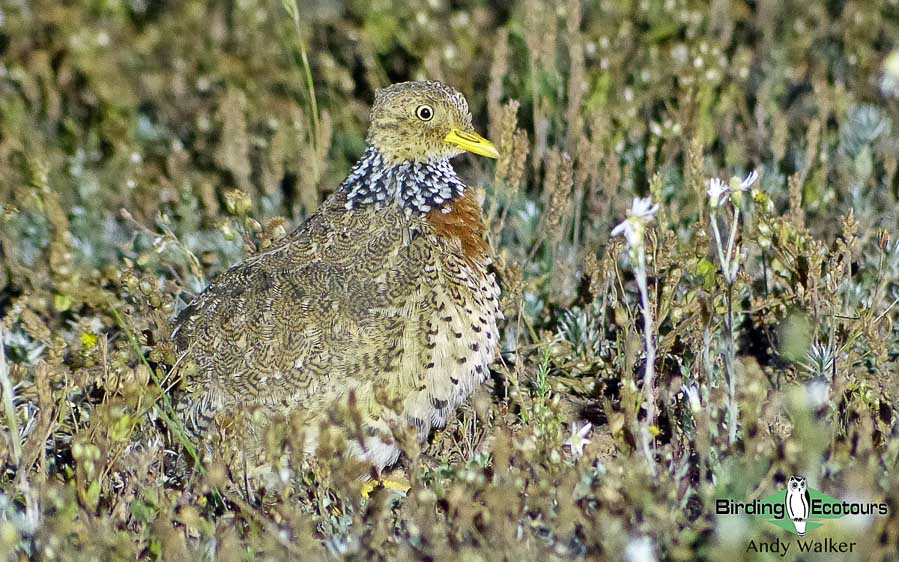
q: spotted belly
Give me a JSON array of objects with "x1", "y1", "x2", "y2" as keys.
[{"x1": 402, "y1": 259, "x2": 501, "y2": 438}]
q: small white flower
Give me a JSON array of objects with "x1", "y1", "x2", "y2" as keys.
[
  {"x1": 629, "y1": 196, "x2": 660, "y2": 220},
  {"x1": 708, "y1": 170, "x2": 759, "y2": 209},
  {"x1": 610, "y1": 219, "x2": 638, "y2": 247},
  {"x1": 707, "y1": 177, "x2": 729, "y2": 209},
  {"x1": 611, "y1": 197, "x2": 658, "y2": 249},
  {"x1": 681, "y1": 383, "x2": 702, "y2": 414},
  {"x1": 564, "y1": 421, "x2": 592, "y2": 458},
  {"x1": 731, "y1": 170, "x2": 759, "y2": 207},
  {"x1": 731, "y1": 169, "x2": 759, "y2": 191}
]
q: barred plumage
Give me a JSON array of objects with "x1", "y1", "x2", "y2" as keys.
[{"x1": 171, "y1": 81, "x2": 501, "y2": 477}]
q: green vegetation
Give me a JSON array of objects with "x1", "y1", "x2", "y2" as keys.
[{"x1": 1, "y1": 0, "x2": 897, "y2": 559}]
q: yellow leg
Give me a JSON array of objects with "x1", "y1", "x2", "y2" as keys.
[
  {"x1": 381, "y1": 478, "x2": 411, "y2": 493},
  {"x1": 360, "y1": 477, "x2": 411, "y2": 498},
  {"x1": 360, "y1": 479, "x2": 380, "y2": 498}
]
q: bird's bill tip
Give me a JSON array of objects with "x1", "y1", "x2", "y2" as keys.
[{"x1": 444, "y1": 128, "x2": 499, "y2": 159}]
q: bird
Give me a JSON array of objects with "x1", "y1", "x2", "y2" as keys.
[
  {"x1": 170, "y1": 81, "x2": 502, "y2": 488},
  {"x1": 785, "y1": 475, "x2": 810, "y2": 536}
]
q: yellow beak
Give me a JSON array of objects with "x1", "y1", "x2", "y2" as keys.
[{"x1": 444, "y1": 128, "x2": 500, "y2": 159}]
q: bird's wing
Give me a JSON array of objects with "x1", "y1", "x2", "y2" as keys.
[{"x1": 171, "y1": 200, "x2": 436, "y2": 423}]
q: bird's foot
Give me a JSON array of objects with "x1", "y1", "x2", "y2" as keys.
[
  {"x1": 361, "y1": 476, "x2": 411, "y2": 498},
  {"x1": 360, "y1": 480, "x2": 379, "y2": 498},
  {"x1": 382, "y1": 478, "x2": 411, "y2": 493}
]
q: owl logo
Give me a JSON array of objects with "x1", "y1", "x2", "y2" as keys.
[{"x1": 785, "y1": 476, "x2": 811, "y2": 536}]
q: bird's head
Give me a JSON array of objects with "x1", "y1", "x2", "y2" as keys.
[{"x1": 366, "y1": 81, "x2": 499, "y2": 164}]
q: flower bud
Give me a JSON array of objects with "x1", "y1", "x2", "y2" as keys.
[{"x1": 224, "y1": 189, "x2": 252, "y2": 215}]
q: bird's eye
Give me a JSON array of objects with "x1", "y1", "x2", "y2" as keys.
[{"x1": 416, "y1": 105, "x2": 434, "y2": 121}]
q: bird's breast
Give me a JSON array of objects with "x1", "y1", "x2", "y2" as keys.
[{"x1": 425, "y1": 189, "x2": 490, "y2": 269}]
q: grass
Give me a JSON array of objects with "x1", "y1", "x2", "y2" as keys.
[{"x1": 1, "y1": 0, "x2": 898, "y2": 560}]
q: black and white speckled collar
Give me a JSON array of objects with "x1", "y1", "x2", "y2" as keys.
[{"x1": 341, "y1": 147, "x2": 467, "y2": 216}]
